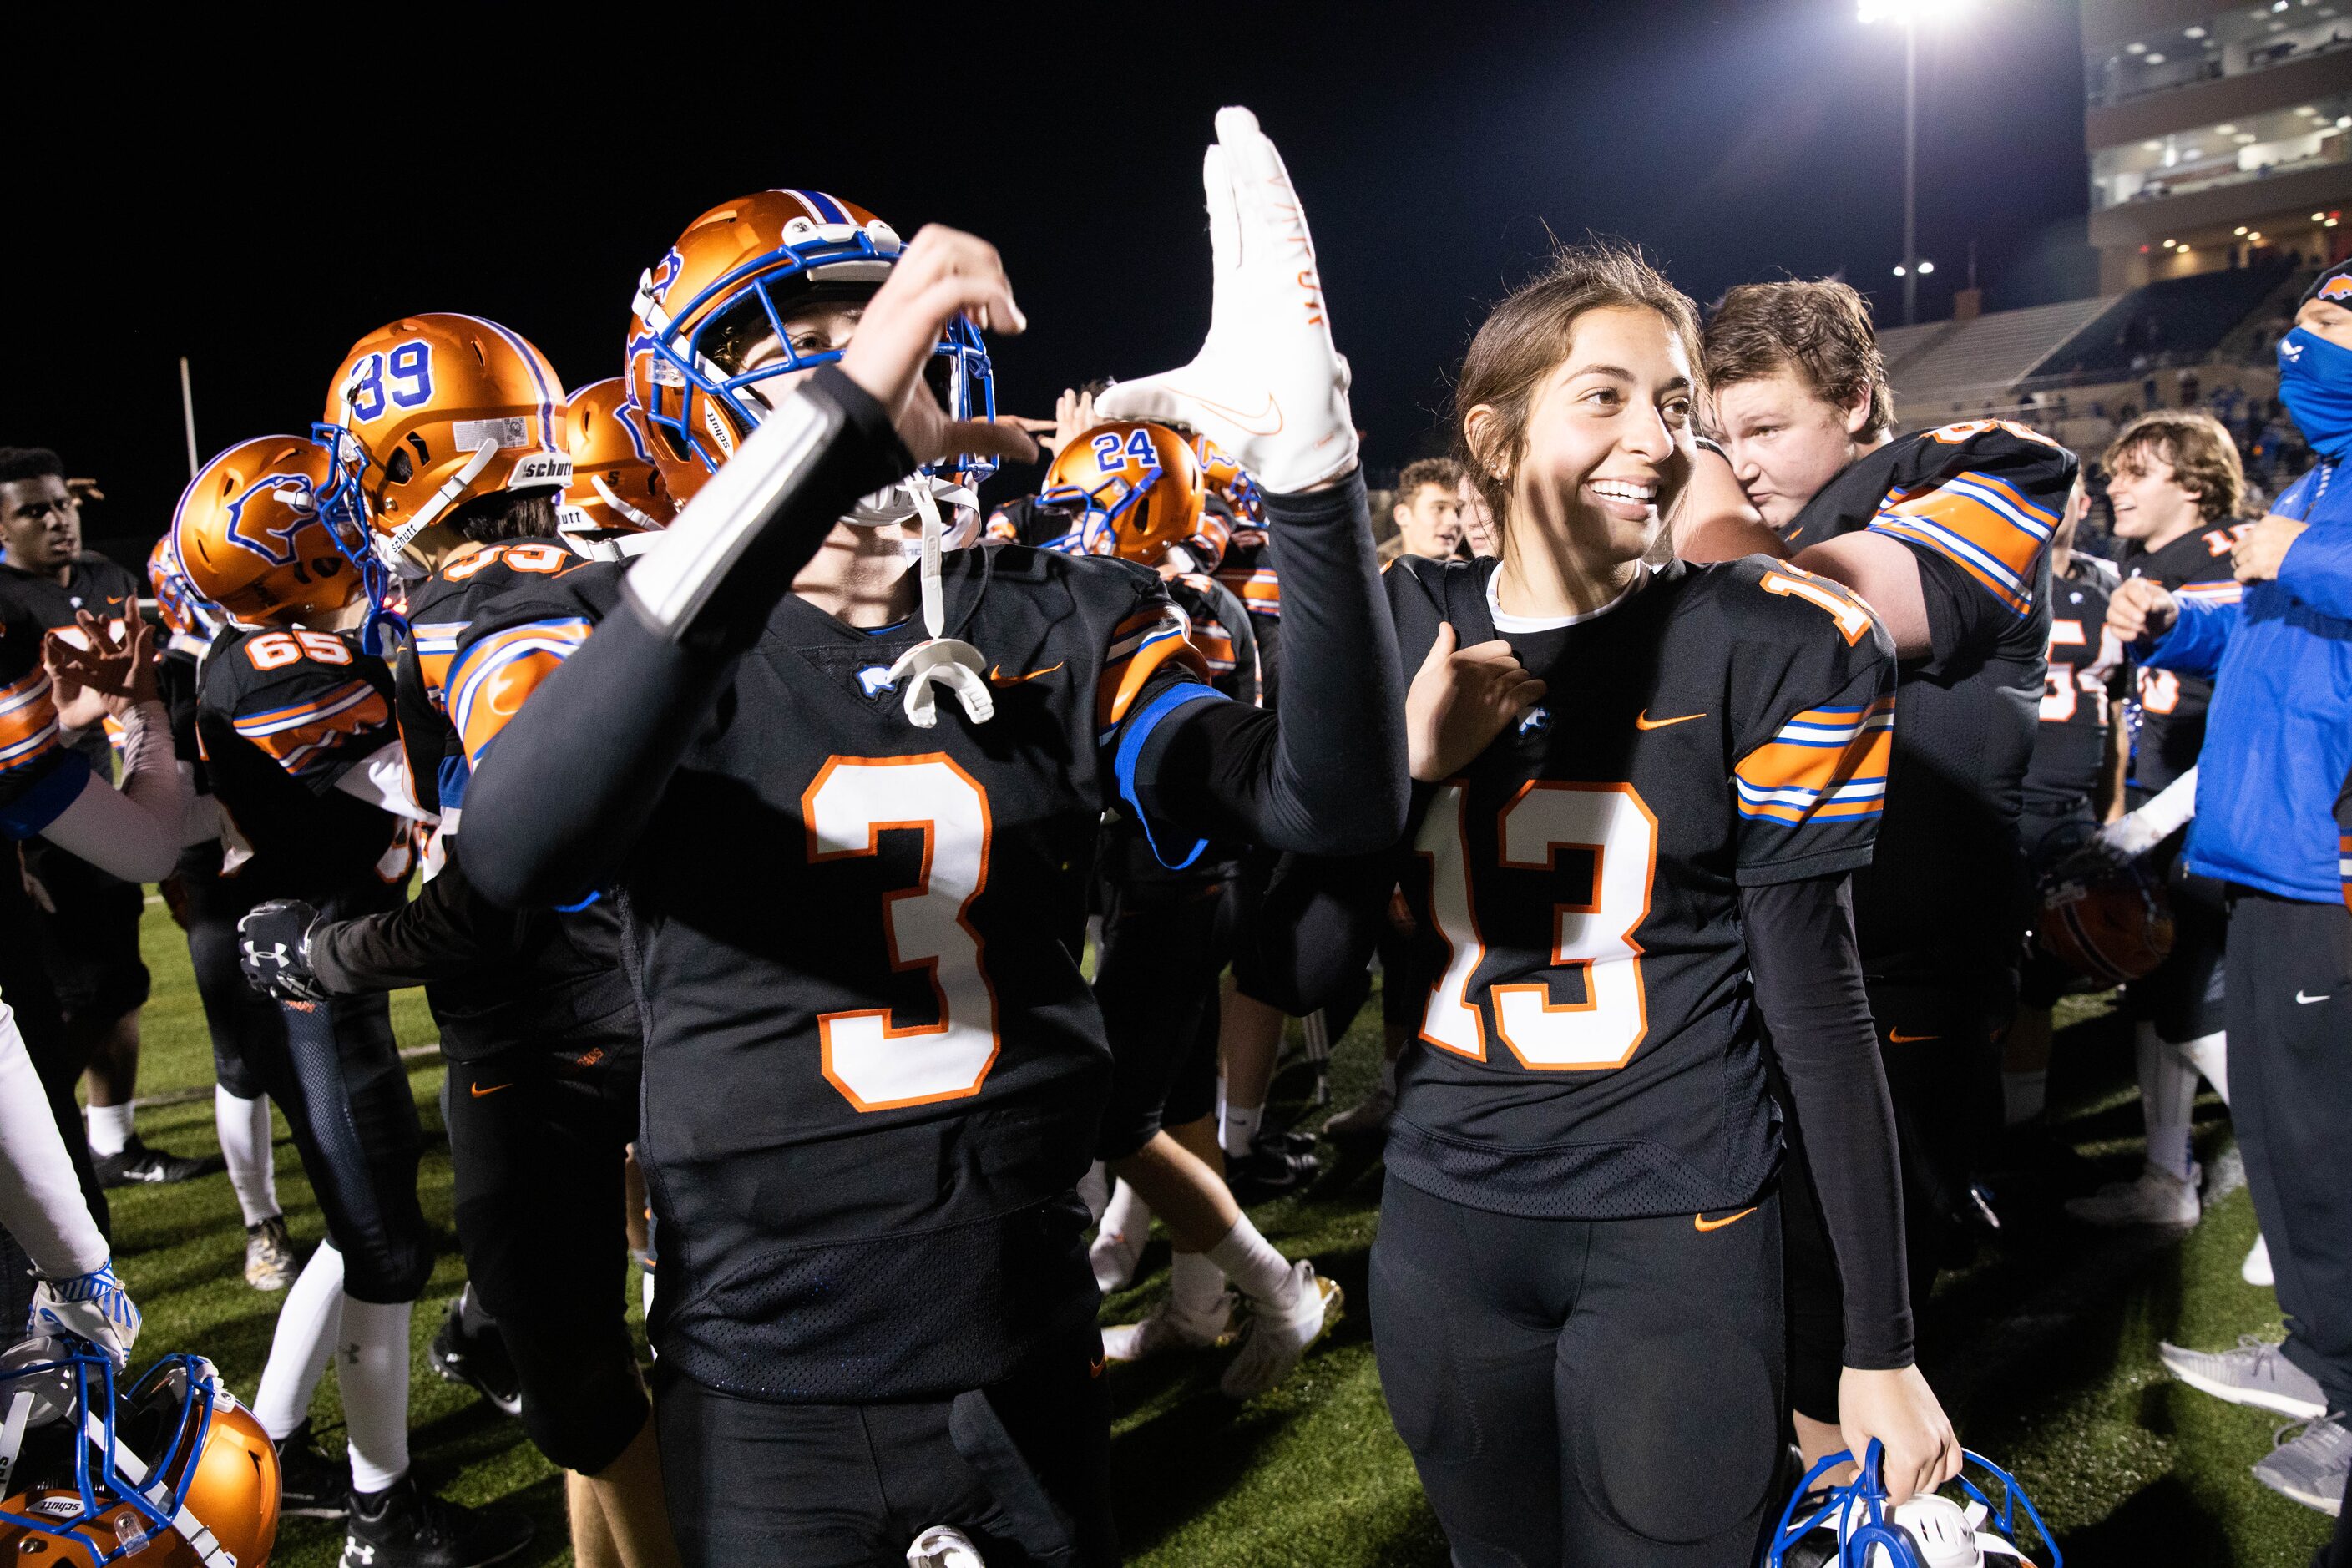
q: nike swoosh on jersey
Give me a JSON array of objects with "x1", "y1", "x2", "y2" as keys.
[
  {"x1": 1888, "y1": 1029, "x2": 1940, "y2": 1044},
  {"x1": 1694, "y1": 1207, "x2": 1758, "y2": 1232},
  {"x1": 470, "y1": 1081, "x2": 513, "y2": 1098},
  {"x1": 987, "y1": 660, "x2": 1065, "y2": 686},
  {"x1": 2298, "y1": 990, "x2": 2334, "y2": 1005},
  {"x1": 1634, "y1": 710, "x2": 1707, "y2": 731},
  {"x1": 1174, "y1": 388, "x2": 1285, "y2": 437}
]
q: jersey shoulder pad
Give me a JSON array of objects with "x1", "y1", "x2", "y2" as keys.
[{"x1": 1695, "y1": 555, "x2": 1894, "y2": 660}]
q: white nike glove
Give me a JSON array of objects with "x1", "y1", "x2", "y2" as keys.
[
  {"x1": 29, "y1": 1260, "x2": 140, "y2": 1368},
  {"x1": 1095, "y1": 107, "x2": 1358, "y2": 493}
]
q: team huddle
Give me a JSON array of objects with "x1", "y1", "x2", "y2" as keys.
[{"x1": 14, "y1": 104, "x2": 2352, "y2": 1568}]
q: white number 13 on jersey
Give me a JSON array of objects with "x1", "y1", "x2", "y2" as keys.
[
  {"x1": 804, "y1": 756, "x2": 1000, "y2": 1111},
  {"x1": 1417, "y1": 781, "x2": 1657, "y2": 1070}
]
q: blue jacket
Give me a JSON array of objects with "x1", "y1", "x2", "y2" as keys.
[{"x1": 2147, "y1": 457, "x2": 2352, "y2": 903}]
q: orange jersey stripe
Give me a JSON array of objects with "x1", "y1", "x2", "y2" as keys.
[
  {"x1": 1217, "y1": 567, "x2": 1282, "y2": 615},
  {"x1": 1097, "y1": 608, "x2": 1210, "y2": 730},
  {"x1": 1869, "y1": 473, "x2": 2056, "y2": 617},
  {"x1": 231, "y1": 680, "x2": 391, "y2": 777},
  {"x1": 0, "y1": 670, "x2": 60, "y2": 774},
  {"x1": 1733, "y1": 698, "x2": 1894, "y2": 825},
  {"x1": 448, "y1": 619, "x2": 592, "y2": 766}
]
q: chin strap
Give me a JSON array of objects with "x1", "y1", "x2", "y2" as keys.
[{"x1": 885, "y1": 486, "x2": 993, "y2": 730}]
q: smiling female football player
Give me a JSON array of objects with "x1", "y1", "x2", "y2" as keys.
[{"x1": 1283, "y1": 243, "x2": 1959, "y2": 1565}]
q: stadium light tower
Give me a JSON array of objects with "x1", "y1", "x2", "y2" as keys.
[{"x1": 1859, "y1": 0, "x2": 1970, "y2": 325}]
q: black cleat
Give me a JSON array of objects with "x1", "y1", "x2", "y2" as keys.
[
  {"x1": 275, "y1": 1421, "x2": 348, "y2": 1519},
  {"x1": 94, "y1": 1136, "x2": 221, "y2": 1187},
  {"x1": 341, "y1": 1474, "x2": 532, "y2": 1568},
  {"x1": 1224, "y1": 1136, "x2": 1318, "y2": 1206},
  {"x1": 427, "y1": 1297, "x2": 523, "y2": 1418}
]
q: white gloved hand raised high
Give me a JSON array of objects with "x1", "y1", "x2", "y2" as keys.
[{"x1": 1095, "y1": 107, "x2": 1358, "y2": 494}]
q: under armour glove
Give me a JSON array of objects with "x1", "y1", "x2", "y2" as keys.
[
  {"x1": 237, "y1": 899, "x2": 330, "y2": 1004},
  {"x1": 29, "y1": 1260, "x2": 140, "y2": 1368},
  {"x1": 1095, "y1": 108, "x2": 1358, "y2": 493}
]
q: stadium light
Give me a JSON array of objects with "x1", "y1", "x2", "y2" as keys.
[
  {"x1": 1858, "y1": 1, "x2": 1971, "y2": 324},
  {"x1": 1918, "y1": 260, "x2": 1935, "y2": 274}
]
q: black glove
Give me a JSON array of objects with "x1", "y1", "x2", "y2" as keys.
[{"x1": 237, "y1": 899, "x2": 329, "y2": 1004}]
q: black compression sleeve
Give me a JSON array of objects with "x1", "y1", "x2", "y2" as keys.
[
  {"x1": 1134, "y1": 471, "x2": 1407, "y2": 856},
  {"x1": 460, "y1": 367, "x2": 913, "y2": 908},
  {"x1": 1741, "y1": 874, "x2": 1914, "y2": 1369},
  {"x1": 308, "y1": 846, "x2": 526, "y2": 994},
  {"x1": 1229, "y1": 849, "x2": 1404, "y2": 1014}
]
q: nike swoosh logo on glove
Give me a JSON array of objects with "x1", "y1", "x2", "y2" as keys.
[{"x1": 1182, "y1": 389, "x2": 1286, "y2": 437}]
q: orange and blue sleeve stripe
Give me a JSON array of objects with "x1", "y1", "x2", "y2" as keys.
[
  {"x1": 411, "y1": 621, "x2": 467, "y2": 711},
  {"x1": 1868, "y1": 472, "x2": 2057, "y2": 618},
  {"x1": 1733, "y1": 697, "x2": 1895, "y2": 826},
  {"x1": 1096, "y1": 606, "x2": 1211, "y2": 735},
  {"x1": 2175, "y1": 579, "x2": 2243, "y2": 609},
  {"x1": 231, "y1": 680, "x2": 392, "y2": 778},
  {"x1": 448, "y1": 618, "x2": 592, "y2": 769},
  {"x1": 1216, "y1": 565, "x2": 1282, "y2": 616},
  {"x1": 0, "y1": 670, "x2": 62, "y2": 776}
]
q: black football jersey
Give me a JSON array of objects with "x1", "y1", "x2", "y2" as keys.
[
  {"x1": 0, "y1": 594, "x2": 86, "y2": 840},
  {"x1": 0, "y1": 555, "x2": 141, "y2": 776},
  {"x1": 385, "y1": 542, "x2": 636, "y2": 1060},
  {"x1": 2122, "y1": 522, "x2": 2251, "y2": 792},
  {"x1": 196, "y1": 623, "x2": 412, "y2": 903},
  {"x1": 1380, "y1": 554, "x2": 1896, "y2": 1220},
  {"x1": 1789, "y1": 419, "x2": 2075, "y2": 1008},
  {"x1": 451, "y1": 541, "x2": 1218, "y2": 1400},
  {"x1": 2023, "y1": 553, "x2": 2122, "y2": 817},
  {"x1": 982, "y1": 494, "x2": 1070, "y2": 549}
]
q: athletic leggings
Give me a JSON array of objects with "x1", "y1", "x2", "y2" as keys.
[{"x1": 1371, "y1": 1173, "x2": 1784, "y2": 1568}]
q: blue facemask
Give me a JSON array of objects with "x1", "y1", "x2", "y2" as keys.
[{"x1": 2279, "y1": 326, "x2": 2352, "y2": 460}]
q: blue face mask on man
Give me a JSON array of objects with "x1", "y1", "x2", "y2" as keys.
[{"x1": 2279, "y1": 326, "x2": 2352, "y2": 460}]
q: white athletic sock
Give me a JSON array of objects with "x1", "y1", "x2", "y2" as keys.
[
  {"x1": 252, "y1": 1242, "x2": 346, "y2": 1442},
  {"x1": 2001, "y1": 1070, "x2": 2047, "y2": 1128},
  {"x1": 1378, "y1": 1059, "x2": 1399, "y2": 1097},
  {"x1": 1098, "y1": 1179, "x2": 1151, "y2": 1245},
  {"x1": 1206, "y1": 1216, "x2": 1298, "y2": 1309},
  {"x1": 2138, "y1": 1022, "x2": 2198, "y2": 1182},
  {"x1": 1221, "y1": 1104, "x2": 1262, "y2": 1160},
  {"x1": 339, "y1": 1297, "x2": 413, "y2": 1495},
  {"x1": 2174, "y1": 1030, "x2": 2229, "y2": 1105},
  {"x1": 215, "y1": 1089, "x2": 280, "y2": 1227},
  {"x1": 84, "y1": 1102, "x2": 134, "y2": 1159},
  {"x1": 1168, "y1": 1249, "x2": 1228, "y2": 1321}
]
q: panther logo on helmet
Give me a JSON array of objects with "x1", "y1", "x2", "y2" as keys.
[
  {"x1": 174, "y1": 437, "x2": 367, "y2": 631},
  {"x1": 220, "y1": 473, "x2": 321, "y2": 568}
]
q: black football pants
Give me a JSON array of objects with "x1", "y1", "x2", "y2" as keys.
[
  {"x1": 444, "y1": 1034, "x2": 649, "y2": 1475},
  {"x1": 2225, "y1": 889, "x2": 2352, "y2": 1413},
  {"x1": 653, "y1": 1324, "x2": 1117, "y2": 1568},
  {"x1": 1092, "y1": 875, "x2": 1227, "y2": 1161},
  {"x1": 176, "y1": 854, "x2": 279, "y2": 1101},
  {"x1": 1370, "y1": 1172, "x2": 1785, "y2": 1568}
]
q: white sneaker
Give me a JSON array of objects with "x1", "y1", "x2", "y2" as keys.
[
  {"x1": 1090, "y1": 1223, "x2": 1148, "y2": 1294},
  {"x1": 1101, "y1": 1292, "x2": 1232, "y2": 1363},
  {"x1": 2065, "y1": 1161, "x2": 2201, "y2": 1227},
  {"x1": 1220, "y1": 1262, "x2": 1342, "y2": 1400},
  {"x1": 2244, "y1": 1234, "x2": 2275, "y2": 1288},
  {"x1": 2253, "y1": 1418, "x2": 2352, "y2": 1516}
]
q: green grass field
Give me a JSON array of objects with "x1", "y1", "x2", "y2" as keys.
[{"x1": 110, "y1": 897, "x2": 2331, "y2": 1566}]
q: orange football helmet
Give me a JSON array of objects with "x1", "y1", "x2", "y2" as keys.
[
  {"x1": 1192, "y1": 434, "x2": 1264, "y2": 526},
  {"x1": 625, "y1": 188, "x2": 997, "y2": 517},
  {"x1": 1039, "y1": 422, "x2": 1206, "y2": 565},
  {"x1": 318, "y1": 313, "x2": 572, "y2": 564},
  {"x1": 172, "y1": 437, "x2": 367, "y2": 629},
  {"x1": 0, "y1": 1337, "x2": 279, "y2": 1568},
  {"x1": 145, "y1": 536, "x2": 221, "y2": 643},
  {"x1": 560, "y1": 377, "x2": 672, "y2": 536},
  {"x1": 2039, "y1": 858, "x2": 2175, "y2": 985}
]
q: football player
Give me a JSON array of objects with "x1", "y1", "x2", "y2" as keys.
[
  {"x1": 1034, "y1": 420, "x2": 1333, "y2": 1392},
  {"x1": 451, "y1": 111, "x2": 1404, "y2": 1565},
  {"x1": 1263, "y1": 241, "x2": 1952, "y2": 1564},
  {"x1": 175, "y1": 438, "x2": 532, "y2": 1568},
  {"x1": 238, "y1": 313, "x2": 678, "y2": 1568},
  {"x1": 559, "y1": 375, "x2": 675, "y2": 557},
  {"x1": 0, "y1": 448, "x2": 204, "y2": 1186},
  {"x1": 1707, "y1": 279, "x2": 2076, "y2": 1476},
  {"x1": 2003, "y1": 477, "x2": 2123, "y2": 1137},
  {"x1": 2065, "y1": 412, "x2": 2248, "y2": 1239},
  {"x1": 147, "y1": 537, "x2": 299, "y2": 1291}
]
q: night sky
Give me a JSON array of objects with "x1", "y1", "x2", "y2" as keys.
[{"x1": 8, "y1": 1, "x2": 2091, "y2": 560}]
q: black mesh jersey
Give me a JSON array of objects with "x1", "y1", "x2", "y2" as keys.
[
  {"x1": 1790, "y1": 419, "x2": 2076, "y2": 1009},
  {"x1": 450, "y1": 542, "x2": 1217, "y2": 1401},
  {"x1": 2122, "y1": 523, "x2": 2251, "y2": 792},
  {"x1": 387, "y1": 542, "x2": 635, "y2": 1060},
  {"x1": 2024, "y1": 553, "x2": 2123, "y2": 818},
  {"x1": 0, "y1": 555, "x2": 140, "y2": 776},
  {"x1": 195, "y1": 623, "x2": 412, "y2": 903},
  {"x1": 1380, "y1": 554, "x2": 1895, "y2": 1220}
]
